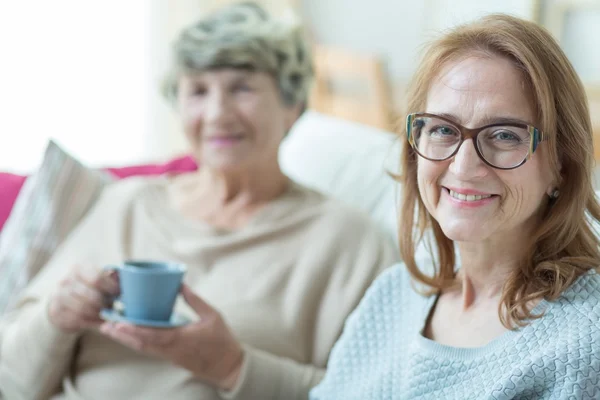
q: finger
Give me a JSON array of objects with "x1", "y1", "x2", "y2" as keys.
[
  {"x1": 111, "y1": 323, "x2": 177, "y2": 346},
  {"x1": 52, "y1": 293, "x2": 103, "y2": 330},
  {"x1": 74, "y1": 263, "x2": 101, "y2": 284},
  {"x1": 57, "y1": 281, "x2": 106, "y2": 321},
  {"x1": 97, "y1": 272, "x2": 120, "y2": 296},
  {"x1": 76, "y1": 264, "x2": 120, "y2": 296},
  {"x1": 181, "y1": 285, "x2": 214, "y2": 316},
  {"x1": 100, "y1": 323, "x2": 145, "y2": 351},
  {"x1": 79, "y1": 317, "x2": 105, "y2": 330},
  {"x1": 53, "y1": 284, "x2": 100, "y2": 321},
  {"x1": 63, "y1": 294, "x2": 104, "y2": 321},
  {"x1": 70, "y1": 280, "x2": 106, "y2": 310}
]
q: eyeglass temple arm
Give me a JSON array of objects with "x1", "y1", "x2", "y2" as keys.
[{"x1": 538, "y1": 130, "x2": 547, "y2": 142}]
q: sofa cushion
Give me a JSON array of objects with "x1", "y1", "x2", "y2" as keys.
[
  {"x1": 105, "y1": 155, "x2": 197, "y2": 179},
  {"x1": 0, "y1": 173, "x2": 27, "y2": 232}
]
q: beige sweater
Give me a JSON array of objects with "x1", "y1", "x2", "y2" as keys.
[{"x1": 0, "y1": 176, "x2": 398, "y2": 400}]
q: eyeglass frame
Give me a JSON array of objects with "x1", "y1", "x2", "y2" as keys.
[{"x1": 405, "y1": 112, "x2": 547, "y2": 170}]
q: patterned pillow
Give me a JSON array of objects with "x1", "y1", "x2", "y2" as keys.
[{"x1": 0, "y1": 140, "x2": 112, "y2": 314}]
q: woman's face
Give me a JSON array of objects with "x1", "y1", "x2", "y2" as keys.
[
  {"x1": 177, "y1": 69, "x2": 300, "y2": 171},
  {"x1": 417, "y1": 55, "x2": 557, "y2": 244}
]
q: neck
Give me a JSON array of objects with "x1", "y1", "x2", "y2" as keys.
[
  {"x1": 455, "y1": 236, "x2": 529, "y2": 309},
  {"x1": 196, "y1": 160, "x2": 289, "y2": 206},
  {"x1": 169, "y1": 160, "x2": 289, "y2": 229}
]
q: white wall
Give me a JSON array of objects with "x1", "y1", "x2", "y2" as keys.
[
  {"x1": 302, "y1": 0, "x2": 427, "y2": 84},
  {"x1": 302, "y1": 0, "x2": 536, "y2": 89},
  {"x1": 0, "y1": 1, "x2": 157, "y2": 173},
  {"x1": 559, "y1": 8, "x2": 600, "y2": 85},
  {"x1": 425, "y1": 0, "x2": 535, "y2": 32}
]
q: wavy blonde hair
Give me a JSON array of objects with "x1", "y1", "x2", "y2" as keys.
[{"x1": 398, "y1": 14, "x2": 600, "y2": 328}]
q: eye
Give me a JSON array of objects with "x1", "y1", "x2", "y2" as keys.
[
  {"x1": 191, "y1": 85, "x2": 207, "y2": 97},
  {"x1": 491, "y1": 130, "x2": 521, "y2": 142},
  {"x1": 233, "y1": 82, "x2": 252, "y2": 92},
  {"x1": 429, "y1": 125, "x2": 459, "y2": 137}
]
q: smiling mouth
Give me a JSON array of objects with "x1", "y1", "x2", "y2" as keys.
[
  {"x1": 208, "y1": 134, "x2": 244, "y2": 140},
  {"x1": 447, "y1": 188, "x2": 496, "y2": 201}
]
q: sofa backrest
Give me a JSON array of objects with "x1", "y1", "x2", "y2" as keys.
[{"x1": 280, "y1": 110, "x2": 401, "y2": 243}]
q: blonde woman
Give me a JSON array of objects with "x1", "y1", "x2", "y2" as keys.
[
  {"x1": 0, "y1": 3, "x2": 397, "y2": 399},
  {"x1": 311, "y1": 14, "x2": 600, "y2": 399}
]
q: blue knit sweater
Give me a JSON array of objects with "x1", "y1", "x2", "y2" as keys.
[{"x1": 310, "y1": 264, "x2": 600, "y2": 399}]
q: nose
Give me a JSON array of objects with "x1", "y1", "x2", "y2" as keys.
[
  {"x1": 448, "y1": 139, "x2": 489, "y2": 179},
  {"x1": 204, "y1": 89, "x2": 230, "y2": 123}
]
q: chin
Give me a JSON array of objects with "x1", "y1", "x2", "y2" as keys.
[
  {"x1": 202, "y1": 154, "x2": 249, "y2": 170},
  {"x1": 206, "y1": 161, "x2": 246, "y2": 173},
  {"x1": 438, "y1": 221, "x2": 489, "y2": 243}
]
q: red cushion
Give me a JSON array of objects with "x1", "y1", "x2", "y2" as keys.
[
  {"x1": 0, "y1": 173, "x2": 28, "y2": 232},
  {"x1": 106, "y1": 155, "x2": 197, "y2": 179},
  {"x1": 0, "y1": 155, "x2": 198, "y2": 232}
]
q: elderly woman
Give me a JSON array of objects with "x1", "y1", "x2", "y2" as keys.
[
  {"x1": 0, "y1": 3, "x2": 397, "y2": 400},
  {"x1": 311, "y1": 14, "x2": 600, "y2": 399}
]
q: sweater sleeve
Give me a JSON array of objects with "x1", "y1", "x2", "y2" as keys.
[
  {"x1": 0, "y1": 297, "x2": 79, "y2": 400},
  {"x1": 219, "y1": 344, "x2": 326, "y2": 400},
  {"x1": 0, "y1": 179, "x2": 148, "y2": 399},
  {"x1": 0, "y1": 199, "x2": 104, "y2": 399}
]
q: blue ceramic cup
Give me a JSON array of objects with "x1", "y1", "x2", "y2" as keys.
[{"x1": 105, "y1": 260, "x2": 187, "y2": 321}]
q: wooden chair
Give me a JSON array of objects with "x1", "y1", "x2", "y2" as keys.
[{"x1": 309, "y1": 44, "x2": 394, "y2": 132}]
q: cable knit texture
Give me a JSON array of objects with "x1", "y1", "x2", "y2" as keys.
[{"x1": 310, "y1": 263, "x2": 600, "y2": 400}]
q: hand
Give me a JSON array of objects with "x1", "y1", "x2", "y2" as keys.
[
  {"x1": 48, "y1": 263, "x2": 120, "y2": 333},
  {"x1": 99, "y1": 284, "x2": 244, "y2": 391}
]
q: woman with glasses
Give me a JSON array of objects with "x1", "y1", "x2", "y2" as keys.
[{"x1": 311, "y1": 13, "x2": 600, "y2": 399}]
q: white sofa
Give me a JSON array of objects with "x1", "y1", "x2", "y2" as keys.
[{"x1": 280, "y1": 110, "x2": 401, "y2": 243}]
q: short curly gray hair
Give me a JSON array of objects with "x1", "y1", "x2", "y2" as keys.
[{"x1": 163, "y1": 2, "x2": 313, "y2": 107}]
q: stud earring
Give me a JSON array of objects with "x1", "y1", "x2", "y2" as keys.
[{"x1": 550, "y1": 189, "x2": 560, "y2": 199}]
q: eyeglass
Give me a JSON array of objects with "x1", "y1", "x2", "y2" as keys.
[{"x1": 406, "y1": 112, "x2": 547, "y2": 170}]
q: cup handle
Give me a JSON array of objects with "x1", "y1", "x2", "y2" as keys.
[{"x1": 103, "y1": 265, "x2": 123, "y2": 314}]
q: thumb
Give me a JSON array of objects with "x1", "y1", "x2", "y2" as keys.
[{"x1": 181, "y1": 284, "x2": 214, "y2": 316}]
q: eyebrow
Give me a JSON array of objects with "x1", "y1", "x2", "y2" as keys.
[
  {"x1": 187, "y1": 71, "x2": 254, "y2": 86},
  {"x1": 436, "y1": 112, "x2": 534, "y2": 127}
]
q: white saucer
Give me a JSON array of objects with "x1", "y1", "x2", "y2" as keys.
[{"x1": 100, "y1": 308, "x2": 191, "y2": 328}]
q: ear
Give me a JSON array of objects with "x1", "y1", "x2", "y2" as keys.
[
  {"x1": 546, "y1": 157, "x2": 563, "y2": 197},
  {"x1": 284, "y1": 103, "x2": 303, "y2": 132},
  {"x1": 546, "y1": 177, "x2": 562, "y2": 199},
  {"x1": 546, "y1": 178, "x2": 560, "y2": 198}
]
